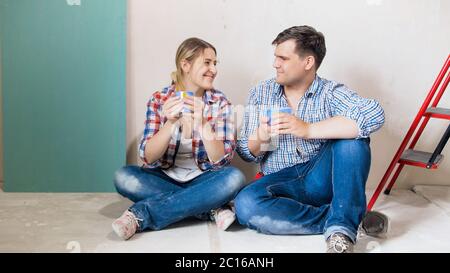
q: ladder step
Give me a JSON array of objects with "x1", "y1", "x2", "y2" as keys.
[
  {"x1": 424, "y1": 107, "x2": 450, "y2": 120},
  {"x1": 399, "y1": 149, "x2": 444, "y2": 169}
]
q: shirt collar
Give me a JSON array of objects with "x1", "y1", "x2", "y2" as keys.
[{"x1": 204, "y1": 89, "x2": 219, "y2": 104}]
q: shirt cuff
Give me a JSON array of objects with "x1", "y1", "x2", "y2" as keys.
[
  {"x1": 237, "y1": 138, "x2": 266, "y2": 163},
  {"x1": 138, "y1": 137, "x2": 162, "y2": 168},
  {"x1": 210, "y1": 152, "x2": 232, "y2": 169},
  {"x1": 341, "y1": 106, "x2": 369, "y2": 139}
]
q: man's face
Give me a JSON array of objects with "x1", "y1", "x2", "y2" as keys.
[{"x1": 273, "y1": 39, "x2": 311, "y2": 86}]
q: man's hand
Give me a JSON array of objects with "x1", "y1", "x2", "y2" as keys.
[
  {"x1": 270, "y1": 113, "x2": 310, "y2": 139},
  {"x1": 257, "y1": 116, "x2": 272, "y2": 142}
]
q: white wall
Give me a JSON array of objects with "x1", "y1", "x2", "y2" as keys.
[
  {"x1": 2, "y1": 0, "x2": 449, "y2": 190},
  {"x1": 127, "y1": 0, "x2": 450, "y2": 189}
]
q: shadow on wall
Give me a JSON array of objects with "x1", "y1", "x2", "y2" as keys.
[{"x1": 126, "y1": 136, "x2": 140, "y2": 168}]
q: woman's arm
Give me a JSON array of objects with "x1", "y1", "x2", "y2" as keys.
[
  {"x1": 141, "y1": 95, "x2": 184, "y2": 165},
  {"x1": 200, "y1": 121, "x2": 226, "y2": 162},
  {"x1": 144, "y1": 120, "x2": 178, "y2": 164},
  {"x1": 186, "y1": 95, "x2": 230, "y2": 164}
]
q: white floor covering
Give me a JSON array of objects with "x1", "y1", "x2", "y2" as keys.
[{"x1": 1, "y1": 185, "x2": 450, "y2": 253}]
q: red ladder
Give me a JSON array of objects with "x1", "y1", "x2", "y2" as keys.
[{"x1": 368, "y1": 54, "x2": 450, "y2": 211}]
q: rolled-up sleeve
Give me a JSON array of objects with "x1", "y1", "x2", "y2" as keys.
[
  {"x1": 236, "y1": 88, "x2": 266, "y2": 163},
  {"x1": 209, "y1": 100, "x2": 235, "y2": 169},
  {"x1": 328, "y1": 84, "x2": 385, "y2": 138},
  {"x1": 138, "y1": 93, "x2": 163, "y2": 167}
]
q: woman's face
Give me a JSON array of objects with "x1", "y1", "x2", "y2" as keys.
[{"x1": 183, "y1": 48, "x2": 217, "y2": 91}]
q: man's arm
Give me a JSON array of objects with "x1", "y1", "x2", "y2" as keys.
[
  {"x1": 236, "y1": 89, "x2": 268, "y2": 162},
  {"x1": 247, "y1": 117, "x2": 271, "y2": 157},
  {"x1": 271, "y1": 84, "x2": 384, "y2": 140},
  {"x1": 307, "y1": 116, "x2": 359, "y2": 139},
  {"x1": 328, "y1": 83, "x2": 385, "y2": 138},
  {"x1": 271, "y1": 114, "x2": 358, "y2": 139}
]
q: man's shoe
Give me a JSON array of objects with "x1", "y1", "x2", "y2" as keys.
[
  {"x1": 361, "y1": 211, "x2": 389, "y2": 237},
  {"x1": 326, "y1": 233, "x2": 354, "y2": 253}
]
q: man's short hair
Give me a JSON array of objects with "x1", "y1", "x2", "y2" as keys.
[{"x1": 272, "y1": 25, "x2": 326, "y2": 69}]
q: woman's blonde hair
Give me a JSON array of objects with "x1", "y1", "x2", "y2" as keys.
[{"x1": 171, "y1": 37, "x2": 217, "y2": 91}]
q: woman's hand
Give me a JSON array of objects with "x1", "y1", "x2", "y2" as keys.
[
  {"x1": 183, "y1": 96, "x2": 206, "y2": 125},
  {"x1": 162, "y1": 96, "x2": 184, "y2": 122}
]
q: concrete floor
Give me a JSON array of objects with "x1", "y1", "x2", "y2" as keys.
[{"x1": 1, "y1": 183, "x2": 450, "y2": 253}]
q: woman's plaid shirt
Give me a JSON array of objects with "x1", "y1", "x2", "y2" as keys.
[{"x1": 139, "y1": 85, "x2": 235, "y2": 171}]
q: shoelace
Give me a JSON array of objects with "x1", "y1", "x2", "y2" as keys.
[
  {"x1": 126, "y1": 211, "x2": 142, "y2": 229},
  {"x1": 329, "y1": 234, "x2": 351, "y2": 253},
  {"x1": 210, "y1": 209, "x2": 222, "y2": 221}
]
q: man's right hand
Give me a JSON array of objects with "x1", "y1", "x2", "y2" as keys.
[
  {"x1": 248, "y1": 116, "x2": 272, "y2": 157},
  {"x1": 257, "y1": 116, "x2": 271, "y2": 142},
  {"x1": 162, "y1": 96, "x2": 184, "y2": 122}
]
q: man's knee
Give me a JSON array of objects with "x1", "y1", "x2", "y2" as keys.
[
  {"x1": 331, "y1": 139, "x2": 370, "y2": 158},
  {"x1": 234, "y1": 185, "x2": 263, "y2": 225},
  {"x1": 331, "y1": 139, "x2": 371, "y2": 184}
]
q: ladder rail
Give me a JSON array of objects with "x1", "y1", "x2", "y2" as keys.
[
  {"x1": 409, "y1": 72, "x2": 450, "y2": 149},
  {"x1": 384, "y1": 163, "x2": 405, "y2": 195},
  {"x1": 367, "y1": 54, "x2": 450, "y2": 211},
  {"x1": 427, "y1": 124, "x2": 450, "y2": 169},
  {"x1": 430, "y1": 67, "x2": 450, "y2": 108}
]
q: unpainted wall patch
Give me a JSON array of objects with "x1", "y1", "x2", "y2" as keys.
[
  {"x1": 66, "y1": 0, "x2": 81, "y2": 6},
  {"x1": 366, "y1": 0, "x2": 383, "y2": 6}
]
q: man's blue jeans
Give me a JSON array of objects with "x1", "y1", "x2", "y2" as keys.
[
  {"x1": 114, "y1": 166, "x2": 246, "y2": 231},
  {"x1": 234, "y1": 139, "x2": 371, "y2": 243}
]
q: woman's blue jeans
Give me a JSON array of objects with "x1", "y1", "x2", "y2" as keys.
[{"x1": 114, "y1": 165, "x2": 246, "y2": 231}]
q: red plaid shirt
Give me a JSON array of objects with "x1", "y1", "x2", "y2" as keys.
[{"x1": 139, "y1": 85, "x2": 235, "y2": 171}]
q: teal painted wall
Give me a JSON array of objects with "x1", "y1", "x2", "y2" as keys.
[{"x1": 0, "y1": 0, "x2": 127, "y2": 192}]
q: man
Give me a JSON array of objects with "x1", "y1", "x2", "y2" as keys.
[{"x1": 235, "y1": 25, "x2": 386, "y2": 253}]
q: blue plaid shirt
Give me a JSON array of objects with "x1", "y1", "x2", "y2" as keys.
[{"x1": 237, "y1": 75, "x2": 385, "y2": 175}]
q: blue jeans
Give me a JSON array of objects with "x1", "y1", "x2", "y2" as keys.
[
  {"x1": 114, "y1": 165, "x2": 246, "y2": 231},
  {"x1": 234, "y1": 139, "x2": 371, "y2": 243}
]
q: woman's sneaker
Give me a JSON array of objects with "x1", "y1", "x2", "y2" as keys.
[
  {"x1": 112, "y1": 210, "x2": 139, "y2": 240},
  {"x1": 211, "y1": 207, "x2": 236, "y2": 231}
]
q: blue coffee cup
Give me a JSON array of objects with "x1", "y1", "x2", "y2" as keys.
[
  {"x1": 264, "y1": 107, "x2": 292, "y2": 125},
  {"x1": 176, "y1": 91, "x2": 194, "y2": 113}
]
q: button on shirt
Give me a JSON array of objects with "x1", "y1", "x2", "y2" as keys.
[{"x1": 237, "y1": 75, "x2": 385, "y2": 175}]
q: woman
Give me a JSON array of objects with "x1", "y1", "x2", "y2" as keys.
[{"x1": 112, "y1": 38, "x2": 246, "y2": 240}]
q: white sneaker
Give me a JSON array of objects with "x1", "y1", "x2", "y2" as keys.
[
  {"x1": 112, "y1": 210, "x2": 139, "y2": 240},
  {"x1": 212, "y1": 208, "x2": 236, "y2": 231}
]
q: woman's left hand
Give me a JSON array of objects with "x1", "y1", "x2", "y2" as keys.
[{"x1": 184, "y1": 96, "x2": 206, "y2": 125}]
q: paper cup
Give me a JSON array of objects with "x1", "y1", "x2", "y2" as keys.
[
  {"x1": 264, "y1": 107, "x2": 292, "y2": 125},
  {"x1": 176, "y1": 91, "x2": 194, "y2": 113}
]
